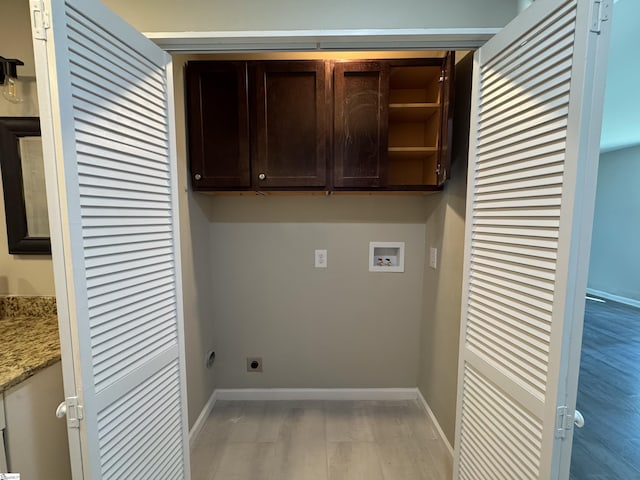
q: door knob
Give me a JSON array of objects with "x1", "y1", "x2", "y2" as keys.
[
  {"x1": 258, "y1": 173, "x2": 266, "y2": 180},
  {"x1": 574, "y1": 410, "x2": 585, "y2": 428},
  {"x1": 194, "y1": 173, "x2": 202, "y2": 180},
  {"x1": 56, "y1": 401, "x2": 67, "y2": 418}
]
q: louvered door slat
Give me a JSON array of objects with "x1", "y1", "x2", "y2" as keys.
[
  {"x1": 68, "y1": 53, "x2": 164, "y2": 114},
  {"x1": 91, "y1": 293, "x2": 176, "y2": 332},
  {"x1": 92, "y1": 300, "x2": 176, "y2": 334},
  {"x1": 468, "y1": 306, "x2": 550, "y2": 354},
  {"x1": 481, "y1": 18, "x2": 576, "y2": 103},
  {"x1": 479, "y1": 105, "x2": 569, "y2": 146},
  {"x1": 455, "y1": 0, "x2": 611, "y2": 477},
  {"x1": 480, "y1": 0, "x2": 576, "y2": 75},
  {"x1": 65, "y1": 15, "x2": 165, "y2": 91},
  {"x1": 481, "y1": 55, "x2": 573, "y2": 116},
  {"x1": 480, "y1": 94, "x2": 570, "y2": 141},
  {"x1": 478, "y1": 118, "x2": 569, "y2": 157},
  {"x1": 34, "y1": 0, "x2": 190, "y2": 477},
  {"x1": 77, "y1": 153, "x2": 170, "y2": 178},
  {"x1": 481, "y1": 61, "x2": 573, "y2": 123}
]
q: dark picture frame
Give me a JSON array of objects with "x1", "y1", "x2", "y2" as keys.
[{"x1": 0, "y1": 117, "x2": 51, "y2": 254}]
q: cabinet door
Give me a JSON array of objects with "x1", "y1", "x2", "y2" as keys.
[
  {"x1": 333, "y1": 62, "x2": 389, "y2": 188},
  {"x1": 253, "y1": 61, "x2": 328, "y2": 188},
  {"x1": 437, "y1": 52, "x2": 455, "y2": 184},
  {"x1": 186, "y1": 61, "x2": 250, "y2": 189}
]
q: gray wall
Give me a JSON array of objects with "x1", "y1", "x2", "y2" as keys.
[
  {"x1": 172, "y1": 56, "x2": 218, "y2": 427},
  {"x1": 207, "y1": 196, "x2": 429, "y2": 388},
  {"x1": 101, "y1": 0, "x2": 520, "y2": 433},
  {"x1": 0, "y1": 0, "x2": 54, "y2": 296},
  {"x1": 104, "y1": 0, "x2": 517, "y2": 32},
  {"x1": 588, "y1": 145, "x2": 640, "y2": 302},
  {"x1": 417, "y1": 52, "x2": 473, "y2": 446}
]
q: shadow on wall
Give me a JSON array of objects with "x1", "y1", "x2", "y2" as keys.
[
  {"x1": 205, "y1": 194, "x2": 437, "y2": 224},
  {"x1": 417, "y1": 50, "x2": 473, "y2": 446}
]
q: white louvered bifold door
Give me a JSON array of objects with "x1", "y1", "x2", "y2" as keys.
[
  {"x1": 454, "y1": 0, "x2": 611, "y2": 478},
  {"x1": 31, "y1": 0, "x2": 190, "y2": 478}
]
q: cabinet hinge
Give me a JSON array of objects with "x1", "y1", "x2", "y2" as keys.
[
  {"x1": 30, "y1": 0, "x2": 51, "y2": 41},
  {"x1": 64, "y1": 396, "x2": 84, "y2": 429},
  {"x1": 438, "y1": 75, "x2": 445, "y2": 83},
  {"x1": 590, "y1": 0, "x2": 611, "y2": 34},
  {"x1": 555, "y1": 406, "x2": 573, "y2": 439}
]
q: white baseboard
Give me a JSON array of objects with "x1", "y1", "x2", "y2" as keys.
[
  {"x1": 189, "y1": 389, "x2": 218, "y2": 448},
  {"x1": 586, "y1": 288, "x2": 640, "y2": 310},
  {"x1": 215, "y1": 387, "x2": 419, "y2": 402},
  {"x1": 416, "y1": 389, "x2": 454, "y2": 460}
]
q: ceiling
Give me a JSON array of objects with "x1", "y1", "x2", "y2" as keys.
[{"x1": 600, "y1": 0, "x2": 639, "y2": 152}]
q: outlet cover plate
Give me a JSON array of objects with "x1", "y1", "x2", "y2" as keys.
[
  {"x1": 429, "y1": 247, "x2": 438, "y2": 269},
  {"x1": 315, "y1": 249, "x2": 327, "y2": 268}
]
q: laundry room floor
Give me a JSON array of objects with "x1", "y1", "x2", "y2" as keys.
[{"x1": 190, "y1": 399, "x2": 452, "y2": 480}]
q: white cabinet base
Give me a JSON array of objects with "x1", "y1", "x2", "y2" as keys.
[
  {"x1": 0, "y1": 401, "x2": 7, "y2": 473},
  {"x1": 4, "y1": 363, "x2": 71, "y2": 480}
]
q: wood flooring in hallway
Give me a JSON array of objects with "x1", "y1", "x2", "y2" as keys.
[
  {"x1": 570, "y1": 298, "x2": 640, "y2": 479},
  {"x1": 190, "y1": 399, "x2": 452, "y2": 480}
]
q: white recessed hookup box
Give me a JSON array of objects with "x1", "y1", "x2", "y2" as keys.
[{"x1": 369, "y1": 241, "x2": 405, "y2": 273}]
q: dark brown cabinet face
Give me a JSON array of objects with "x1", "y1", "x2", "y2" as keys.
[
  {"x1": 186, "y1": 61, "x2": 250, "y2": 189},
  {"x1": 333, "y1": 62, "x2": 389, "y2": 188},
  {"x1": 185, "y1": 55, "x2": 454, "y2": 192},
  {"x1": 252, "y1": 61, "x2": 328, "y2": 188}
]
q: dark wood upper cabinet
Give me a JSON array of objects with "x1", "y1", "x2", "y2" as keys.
[
  {"x1": 184, "y1": 55, "x2": 454, "y2": 192},
  {"x1": 186, "y1": 61, "x2": 250, "y2": 189},
  {"x1": 333, "y1": 62, "x2": 389, "y2": 188},
  {"x1": 252, "y1": 61, "x2": 328, "y2": 188}
]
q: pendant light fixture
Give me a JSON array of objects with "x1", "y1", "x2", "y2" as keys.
[{"x1": 0, "y1": 57, "x2": 25, "y2": 104}]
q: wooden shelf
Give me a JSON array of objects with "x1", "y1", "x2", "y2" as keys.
[
  {"x1": 389, "y1": 66, "x2": 442, "y2": 90},
  {"x1": 388, "y1": 151, "x2": 438, "y2": 186},
  {"x1": 388, "y1": 103, "x2": 439, "y2": 122},
  {"x1": 388, "y1": 147, "x2": 438, "y2": 155},
  {"x1": 386, "y1": 58, "x2": 451, "y2": 188}
]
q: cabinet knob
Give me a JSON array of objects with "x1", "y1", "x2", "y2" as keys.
[
  {"x1": 258, "y1": 173, "x2": 266, "y2": 180},
  {"x1": 194, "y1": 173, "x2": 202, "y2": 180}
]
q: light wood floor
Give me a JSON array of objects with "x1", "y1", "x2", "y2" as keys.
[{"x1": 190, "y1": 399, "x2": 452, "y2": 480}]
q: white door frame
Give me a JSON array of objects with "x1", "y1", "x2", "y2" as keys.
[
  {"x1": 44, "y1": 20, "x2": 602, "y2": 478},
  {"x1": 144, "y1": 28, "x2": 498, "y2": 52}
]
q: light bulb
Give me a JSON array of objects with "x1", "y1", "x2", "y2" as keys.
[
  {"x1": 2, "y1": 75, "x2": 23, "y2": 104},
  {"x1": 0, "y1": 57, "x2": 25, "y2": 104}
]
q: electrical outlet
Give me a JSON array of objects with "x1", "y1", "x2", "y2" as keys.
[
  {"x1": 315, "y1": 249, "x2": 327, "y2": 268},
  {"x1": 247, "y1": 357, "x2": 263, "y2": 372},
  {"x1": 429, "y1": 247, "x2": 438, "y2": 269}
]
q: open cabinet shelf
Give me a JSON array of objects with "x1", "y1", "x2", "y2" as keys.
[
  {"x1": 388, "y1": 103, "x2": 440, "y2": 122},
  {"x1": 388, "y1": 151, "x2": 439, "y2": 186},
  {"x1": 385, "y1": 58, "x2": 452, "y2": 188}
]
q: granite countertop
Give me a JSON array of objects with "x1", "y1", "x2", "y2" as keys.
[{"x1": 0, "y1": 296, "x2": 61, "y2": 393}]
